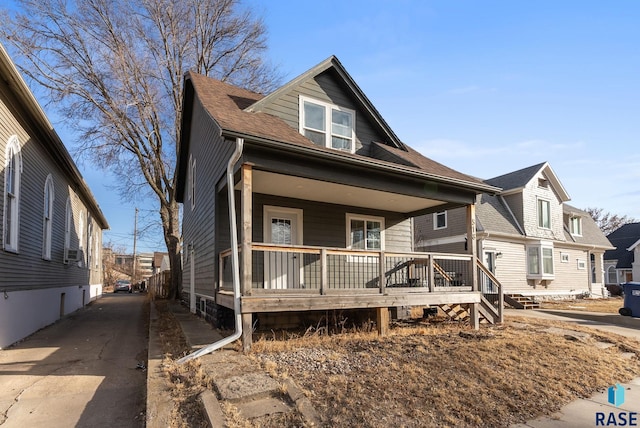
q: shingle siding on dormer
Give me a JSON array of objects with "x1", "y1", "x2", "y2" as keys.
[{"x1": 521, "y1": 171, "x2": 566, "y2": 241}]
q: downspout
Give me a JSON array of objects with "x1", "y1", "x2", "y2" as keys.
[{"x1": 178, "y1": 137, "x2": 244, "y2": 364}]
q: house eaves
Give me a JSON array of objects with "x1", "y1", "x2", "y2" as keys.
[
  {"x1": 0, "y1": 43, "x2": 109, "y2": 229},
  {"x1": 222, "y1": 128, "x2": 501, "y2": 195},
  {"x1": 627, "y1": 238, "x2": 640, "y2": 252},
  {"x1": 245, "y1": 56, "x2": 406, "y2": 151}
]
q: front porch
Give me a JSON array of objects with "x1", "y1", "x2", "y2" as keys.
[{"x1": 215, "y1": 243, "x2": 503, "y2": 348}]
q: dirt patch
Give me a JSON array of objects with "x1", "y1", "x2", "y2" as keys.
[
  {"x1": 250, "y1": 319, "x2": 640, "y2": 427},
  {"x1": 154, "y1": 300, "x2": 210, "y2": 428}
]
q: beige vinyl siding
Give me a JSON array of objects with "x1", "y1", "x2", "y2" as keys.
[
  {"x1": 0, "y1": 94, "x2": 104, "y2": 291},
  {"x1": 181, "y1": 98, "x2": 236, "y2": 297},
  {"x1": 552, "y1": 246, "x2": 591, "y2": 293},
  {"x1": 256, "y1": 71, "x2": 386, "y2": 156},
  {"x1": 481, "y1": 240, "x2": 529, "y2": 291}
]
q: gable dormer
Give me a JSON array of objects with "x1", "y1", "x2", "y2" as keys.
[{"x1": 246, "y1": 56, "x2": 405, "y2": 158}]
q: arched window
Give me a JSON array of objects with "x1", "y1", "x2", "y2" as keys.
[
  {"x1": 607, "y1": 266, "x2": 618, "y2": 284},
  {"x1": 4, "y1": 136, "x2": 22, "y2": 252},
  {"x1": 42, "y1": 174, "x2": 55, "y2": 260}
]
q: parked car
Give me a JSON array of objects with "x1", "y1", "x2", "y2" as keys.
[{"x1": 114, "y1": 279, "x2": 132, "y2": 293}]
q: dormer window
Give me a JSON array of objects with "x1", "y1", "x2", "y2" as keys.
[
  {"x1": 569, "y1": 216, "x2": 582, "y2": 236},
  {"x1": 300, "y1": 96, "x2": 355, "y2": 153}
]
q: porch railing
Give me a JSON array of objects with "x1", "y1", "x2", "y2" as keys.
[
  {"x1": 219, "y1": 243, "x2": 475, "y2": 294},
  {"x1": 477, "y1": 259, "x2": 504, "y2": 323}
]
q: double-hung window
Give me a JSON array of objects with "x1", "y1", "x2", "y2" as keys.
[
  {"x1": 538, "y1": 199, "x2": 551, "y2": 229},
  {"x1": 42, "y1": 174, "x2": 54, "y2": 260},
  {"x1": 4, "y1": 136, "x2": 21, "y2": 252},
  {"x1": 347, "y1": 214, "x2": 384, "y2": 251},
  {"x1": 300, "y1": 96, "x2": 355, "y2": 153},
  {"x1": 527, "y1": 242, "x2": 554, "y2": 278},
  {"x1": 569, "y1": 216, "x2": 582, "y2": 236},
  {"x1": 64, "y1": 197, "x2": 72, "y2": 263}
]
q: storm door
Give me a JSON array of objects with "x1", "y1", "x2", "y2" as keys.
[{"x1": 263, "y1": 206, "x2": 303, "y2": 289}]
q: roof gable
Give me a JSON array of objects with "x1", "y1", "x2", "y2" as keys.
[
  {"x1": 485, "y1": 162, "x2": 570, "y2": 202},
  {"x1": 605, "y1": 222, "x2": 640, "y2": 268},
  {"x1": 246, "y1": 56, "x2": 405, "y2": 150}
]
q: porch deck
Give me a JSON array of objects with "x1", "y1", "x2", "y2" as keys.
[{"x1": 216, "y1": 244, "x2": 502, "y2": 321}]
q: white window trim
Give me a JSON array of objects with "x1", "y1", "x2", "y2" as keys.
[
  {"x1": 537, "y1": 198, "x2": 551, "y2": 229},
  {"x1": 42, "y1": 174, "x2": 54, "y2": 260},
  {"x1": 263, "y1": 206, "x2": 304, "y2": 245},
  {"x1": 189, "y1": 155, "x2": 196, "y2": 210},
  {"x1": 4, "y1": 136, "x2": 22, "y2": 253},
  {"x1": 560, "y1": 252, "x2": 569, "y2": 263},
  {"x1": 64, "y1": 197, "x2": 72, "y2": 263},
  {"x1": 526, "y1": 241, "x2": 555, "y2": 280},
  {"x1": 299, "y1": 95, "x2": 356, "y2": 153},
  {"x1": 433, "y1": 211, "x2": 447, "y2": 230},
  {"x1": 346, "y1": 213, "x2": 385, "y2": 251},
  {"x1": 569, "y1": 216, "x2": 582, "y2": 236},
  {"x1": 577, "y1": 259, "x2": 586, "y2": 270}
]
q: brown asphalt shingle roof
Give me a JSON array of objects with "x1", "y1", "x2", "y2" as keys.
[{"x1": 187, "y1": 71, "x2": 491, "y2": 189}]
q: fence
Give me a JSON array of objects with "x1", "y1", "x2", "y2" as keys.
[{"x1": 148, "y1": 270, "x2": 171, "y2": 299}]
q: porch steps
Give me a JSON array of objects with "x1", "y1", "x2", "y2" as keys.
[
  {"x1": 438, "y1": 304, "x2": 470, "y2": 321},
  {"x1": 439, "y1": 304, "x2": 498, "y2": 324},
  {"x1": 505, "y1": 294, "x2": 540, "y2": 310}
]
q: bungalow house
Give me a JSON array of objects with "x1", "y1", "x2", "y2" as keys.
[
  {"x1": 415, "y1": 162, "x2": 613, "y2": 305},
  {"x1": 176, "y1": 56, "x2": 504, "y2": 350},
  {"x1": 0, "y1": 43, "x2": 109, "y2": 348},
  {"x1": 604, "y1": 222, "x2": 640, "y2": 288}
]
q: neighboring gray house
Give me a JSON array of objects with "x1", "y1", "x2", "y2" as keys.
[
  {"x1": 604, "y1": 223, "x2": 640, "y2": 287},
  {"x1": 0, "y1": 43, "x2": 109, "y2": 348},
  {"x1": 416, "y1": 162, "x2": 613, "y2": 301},
  {"x1": 176, "y1": 56, "x2": 503, "y2": 349}
]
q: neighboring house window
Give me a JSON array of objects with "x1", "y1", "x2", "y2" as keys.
[
  {"x1": 188, "y1": 154, "x2": 196, "y2": 210},
  {"x1": 64, "y1": 197, "x2": 72, "y2": 263},
  {"x1": 42, "y1": 174, "x2": 55, "y2": 260},
  {"x1": 569, "y1": 216, "x2": 582, "y2": 236},
  {"x1": 78, "y1": 210, "x2": 85, "y2": 266},
  {"x1": 527, "y1": 243, "x2": 554, "y2": 277},
  {"x1": 4, "y1": 136, "x2": 22, "y2": 252},
  {"x1": 87, "y1": 215, "x2": 93, "y2": 268},
  {"x1": 300, "y1": 96, "x2": 355, "y2": 153},
  {"x1": 537, "y1": 199, "x2": 551, "y2": 229},
  {"x1": 607, "y1": 266, "x2": 617, "y2": 284},
  {"x1": 433, "y1": 211, "x2": 447, "y2": 230},
  {"x1": 347, "y1": 214, "x2": 384, "y2": 251}
]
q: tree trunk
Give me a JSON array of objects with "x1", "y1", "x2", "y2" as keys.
[{"x1": 161, "y1": 199, "x2": 182, "y2": 300}]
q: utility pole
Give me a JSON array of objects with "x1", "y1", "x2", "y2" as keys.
[{"x1": 132, "y1": 207, "x2": 138, "y2": 285}]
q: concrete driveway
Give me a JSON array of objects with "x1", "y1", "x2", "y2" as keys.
[{"x1": 0, "y1": 293, "x2": 148, "y2": 428}]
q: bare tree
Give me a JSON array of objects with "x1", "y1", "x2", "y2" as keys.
[
  {"x1": 2, "y1": 0, "x2": 280, "y2": 299},
  {"x1": 585, "y1": 207, "x2": 637, "y2": 236}
]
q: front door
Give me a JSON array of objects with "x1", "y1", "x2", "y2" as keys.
[
  {"x1": 483, "y1": 251, "x2": 496, "y2": 292},
  {"x1": 263, "y1": 206, "x2": 303, "y2": 289}
]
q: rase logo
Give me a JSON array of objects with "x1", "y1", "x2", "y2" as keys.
[{"x1": 596, "y1": 383, "x2": 637, "y2": 427}]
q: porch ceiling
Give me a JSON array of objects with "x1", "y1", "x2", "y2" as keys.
[{"x1": 251, "y1": 171, "x2": 444, "y2": 213}]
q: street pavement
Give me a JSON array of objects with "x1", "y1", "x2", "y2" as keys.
[{"x1": 0, "y1": 293, "x2": 148, "y2": 428}]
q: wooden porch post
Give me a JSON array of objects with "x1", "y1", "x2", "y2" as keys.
[
  {"x1": 467, "y1": 203, "x2": 480, "y2": 330},
  {"x1": 241, "y1": 163, "x2": 253, "y2": 351},
  {"x1": 377, "y1": 307, "x2": 389, "y2": 336}
]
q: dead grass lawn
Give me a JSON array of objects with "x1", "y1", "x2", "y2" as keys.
[
  {"x1": 539, "y1": 296, "x2": 624, "y2": 313},
  {"x1": 251, "y1": 318, "x2": 640, "y2": 427}
]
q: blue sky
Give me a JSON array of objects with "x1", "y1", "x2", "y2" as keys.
[{"x1": 15, "y1": 0, "x2": 640, "y2": 252}]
